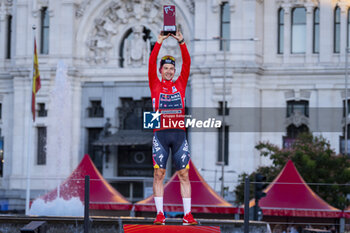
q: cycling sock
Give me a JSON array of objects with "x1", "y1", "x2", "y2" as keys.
[
  {"x1": 154, "y1": 197, "x2": 164, "y2": 214},
  {"x1": 183, "y1": 198, "x2": 191, "y2": 215}
]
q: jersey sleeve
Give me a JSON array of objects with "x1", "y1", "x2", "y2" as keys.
[
  {"x1": 148, "y1": 42, "x2": 161, "y2": 90},
  {"x1": 176, "y1": 43, "x2": 191, "y2": 89}
]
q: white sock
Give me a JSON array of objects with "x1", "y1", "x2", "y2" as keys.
[
  {"x1": 154, "y1": 197, "x2": 163, "y2": 214},
  {"x1": 183, "y1": 198, "x2": 191, "y2": 215}
]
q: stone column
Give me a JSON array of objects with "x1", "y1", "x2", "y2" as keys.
[
  {"x1": 319, "y1": 0, "x2": 332, "y2": 63},
  {"x1": 193, "y1": 0, "x2": 208, "y2": 63},
  {"x1": 305, "y1": 4, "x2": 314, "y2": 64},
  {"x1": 0, "y1": 5, "x2": 6, "y2": 66}
]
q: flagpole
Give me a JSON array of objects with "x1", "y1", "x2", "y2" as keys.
[{"x1": 25, "y1": 25, "x2": 36, "y2": 215}]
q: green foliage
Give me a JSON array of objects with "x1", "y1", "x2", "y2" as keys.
[{"x1": 234, "y1": 132, "x2": 350, "y2": 209}]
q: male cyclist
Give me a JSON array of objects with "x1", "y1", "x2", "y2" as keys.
[{"x1": 148, "y1": 29, "x2": 198, "y2": 226}]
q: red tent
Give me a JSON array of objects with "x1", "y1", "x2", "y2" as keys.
[
  {"x1": 248, "y1": 160, "x2": 342, "y2": 218},
  {"x1": 343, "y1": 206, "x2": 350, "y2": 218},
  {"x1": 37, "y1": 154, "x2": 132, "y2": 210},
  {"x1": 134, "y1": 160, "x2": 237, "y2": 214}
]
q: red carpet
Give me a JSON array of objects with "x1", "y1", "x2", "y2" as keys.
[{"x1": 123, "y1": 224, "x2": 221, "y2": 233}]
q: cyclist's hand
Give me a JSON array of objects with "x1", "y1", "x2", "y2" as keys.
[{"x1": 157, "y1": 32, "x2": 170, "y2": 44}]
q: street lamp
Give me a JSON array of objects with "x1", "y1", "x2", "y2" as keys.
[
  {"x1": 345, "y1": 47, "x2": 349, "y2": 156},
  {"x1": 193, "y1": 37, "x2": 258, "y2": 197}
]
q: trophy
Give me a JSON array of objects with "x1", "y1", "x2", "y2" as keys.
[{"x1": 163, "y1": 5, "x2": 176, "y2": 35}]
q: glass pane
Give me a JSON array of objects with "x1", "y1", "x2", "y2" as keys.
[
  {"x1": 37, "y1": 127, "x2": 47, "y2": 165},
  {"x1": 6, "y1": 15, "x2": 12, "y2": 59},
  {"x1": 293, "y1": 8, "x2": 306, "y2": 24},
  {"x1": 335, "y1": 7, "x2": 340, "y2": 23},
  {"x1": 279, "y1": 25, "x2": 284, "y2": 53},
  {"x1": 218, "y1": 126, "x2": 229, "y2": 165},
  {"x1": 220, "y1": 2, "x2": 230, "y2": 51},
  {"x1": 293, "y1": 103, "x2": 305, "y2": 115},
  {"x1": 314, "y1": 8, "x2": 319, "y2": 23},
  {"x1": 279, "y1": 9, "x2": 284, "y2": 24},
  {"x1": 222, "y1": 3, "x2": 230, "y2": 22},
  {"x1": 335, "y1": 24, "x2": 340, "y2": 53},
  {"x1": 292, "y1": 25, "x2": 306, "y2": 53},
  {"x1": 314, "y1": 25, "x2": 319, "y2": 53},
  {"x1": 222, "y1": 24, "x2": 230, "y2": 39},
  {"x1": 348, "y1": 23, "x2": 350, "y2": 48},
  {"x1": 43, "y1": 10, "x2": 49, "y2": 26},
  {"x1": 43, "y1": 29, "x2": 49, "y2": 54}
]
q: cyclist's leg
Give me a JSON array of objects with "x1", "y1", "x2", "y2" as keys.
[{"x1": 152, "y1": 132, "x2": 170, "y2": 197}]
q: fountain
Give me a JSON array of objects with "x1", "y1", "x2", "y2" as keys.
[{"x1": 28, "y1": 60, "x2": 84, "y2": 217}]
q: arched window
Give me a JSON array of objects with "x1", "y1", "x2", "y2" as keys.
[
  {"x1": 334, "y1": 6, "x2": 340, "y2": 53},
  {"x1": 220, "y1": 2, "x2": 230, "y2": 51},
  {"x1": 292, "y1": 7, "x2": 306, "y2": 53},
  {"x1": 40, "y1": 7, "x2": 50, "y2": 54},
  {"x1": 313, "y1": 8, "x2": 320, "y2": 53},
  {"x1": 278, "y1": 8, "x2": 284, "y2": 54},
  {"x1": 119, "y1": 26, "x2": 156, "y2": 68},
  {"x1": 287, "y1": 124, "x2": 309, "y2": 138}
]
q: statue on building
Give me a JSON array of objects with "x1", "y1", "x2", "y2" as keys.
[
  {"x1": 100, "y1": 118, "x2": 112, "y2": 139},
  {"x1": 124, "y1": 25, "x2": 150, "y2": 67}
]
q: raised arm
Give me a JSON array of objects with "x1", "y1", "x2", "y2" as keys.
[
  {"x1": 148, "y1": 33, "x2": 170, "y2": 89},
  {"x1": 171, "y1": 31, "x2": 191, "y2": 88}
]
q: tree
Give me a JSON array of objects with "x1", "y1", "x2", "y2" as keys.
[{"x1": 234, "y1": 133, "x2": 350, "y2": 209}]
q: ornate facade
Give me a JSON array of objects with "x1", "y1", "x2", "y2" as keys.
[{"x1": 0, "y1": 0, "x2": 347, "y2": 210}]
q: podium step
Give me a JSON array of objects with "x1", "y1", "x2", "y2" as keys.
[{"x1": 124, "y1": 224, "x2": 221, "y2": 233}]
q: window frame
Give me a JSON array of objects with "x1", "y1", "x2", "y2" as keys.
[
  {"x1": 220, "y1": 2, "x2": 230, "y2": 51},
  {"x1": 313, "y1": 7, "x2": 320, "y2": 54},
  {"x1": 286, "y1": 100, "x2": 309, "y2": 118},
  {"x1": 6, "y1": 15, "x2": 12, "y2": 59},
  {"x1": 40, "y1": 7, "x2": 50, "y2": 54},
  {"x1": 37, "y1": 126, "x2": 47, "y2": 165},
  {"x1": 218, "y1": 125, "x2": 229, "y2": 165},
  {"x1": 278, "y1": 8, "x2": 284, "y2": 54},
  {"x1": 334, "y1": 6, "x2": 341, "y2": 53},
  {"x1": 291, "y1": 7, "x2": 307, "y2": 54}
]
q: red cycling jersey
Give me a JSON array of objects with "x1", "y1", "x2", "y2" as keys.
[{"x1": 148, "y1": 42, "x2": 191, "y2": 131}]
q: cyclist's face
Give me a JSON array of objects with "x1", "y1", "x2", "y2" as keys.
[{"x1": 161, "y1": 64, "x2": 175, "y2": 81}]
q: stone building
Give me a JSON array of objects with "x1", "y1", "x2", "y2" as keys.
[{"x1": 0, "y1": 0, "x2": 347, "y2": 210}]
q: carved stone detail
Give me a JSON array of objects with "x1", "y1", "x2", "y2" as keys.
[
  {"x1": 124, "y1": 25, "x2": 150, "y2": 67},
  {"x1": 86, "y1": 0, "x2": 165, "y2": 64},
  {"x1": 86, "y1": 17, "x2": 117, "y2": 64},
  {"x1": 212, "y1": 0, "x2": 235, "y2": 13},
  {"x1": 32, "y1": 0, "x2": 51, "y2": 18},
  {"x1": 0, "y1": 0, "x2": 13, "y2": 17},
  {"x1": 75, "y1": 0, "x2": 91, "y2": 18},
  {"x1": 184, "y1": 0, "x2": 195, "y2": 14},
  {"x1": 276, "y1": 0, "x2": 319, "y2": 6},
  {"x1": 285, "y1": 111, "x2": 309, "y2": 128}
]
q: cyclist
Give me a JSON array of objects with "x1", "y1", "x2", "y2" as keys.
[{"x1": 148, "y1": 29, "x2": 198, "y2": 226}]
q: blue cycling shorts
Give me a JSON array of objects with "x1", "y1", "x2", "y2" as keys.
[{"x1": 152, "y1": 129, "x2": 190, "y2": 170}]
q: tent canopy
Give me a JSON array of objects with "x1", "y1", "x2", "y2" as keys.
[
  {"x1": 134, "y1": 160, "x2": 237, "y2": 214},
  {"x1": 249, "y1": 160, "x2": 342, "y2": 218},
  {"x1": 36, "y1": 154, "x2": 132, "y2": 210}
]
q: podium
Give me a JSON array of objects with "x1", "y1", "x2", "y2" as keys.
[{"x1": 124, "y1": 224, "x2": 221, "y2": 233}]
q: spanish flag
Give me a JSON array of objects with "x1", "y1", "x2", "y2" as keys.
[{"x1": 32, "y1": 38, "x2": 41, "y2": 121}]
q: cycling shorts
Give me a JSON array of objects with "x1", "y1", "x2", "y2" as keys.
[{"x1": 152, "y1": 129, "x2": 190, "y2": 170}]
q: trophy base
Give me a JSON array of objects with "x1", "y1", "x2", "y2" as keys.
[
  {"x1": 162, "y1": 25, "x2": 176, "y2": 35},
  {"x1": 162, "y1": 30, "x2": 176, "y2": 36}
]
